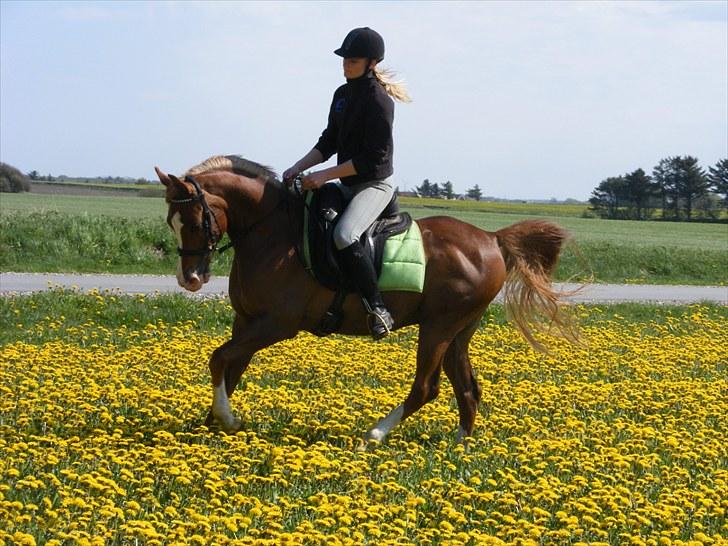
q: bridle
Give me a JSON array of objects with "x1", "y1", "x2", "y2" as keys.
[
  {"x1": 168, "y1": 175, "x2": 233, "y2": 257},
  {"x1": 169, "y1": 174, "x2": 304, "y2": 259}
]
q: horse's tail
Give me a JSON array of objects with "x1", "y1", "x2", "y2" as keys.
[{"x1": 495, "y1": 220, "x2": 579, "y2": 351}]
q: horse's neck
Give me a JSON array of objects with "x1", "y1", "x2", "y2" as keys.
[{"x1": 207, "y1": 173, "x2": 289, "y2": 239}]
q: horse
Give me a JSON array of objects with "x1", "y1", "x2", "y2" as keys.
[{"x1": 154, "y1": 155, "x2": 576, "y2": 445}]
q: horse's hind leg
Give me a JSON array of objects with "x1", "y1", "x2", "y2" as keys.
[
  {"x1": 364, "y1": 323, "x2": 452, "y2": 444},
  {"x1": 443, "y1": 319, "x2": 482, "y2": 443}
]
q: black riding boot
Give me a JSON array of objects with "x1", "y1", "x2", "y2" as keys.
[{"x1": 339, "y1": 241, "x2": 394, "y2": 340}]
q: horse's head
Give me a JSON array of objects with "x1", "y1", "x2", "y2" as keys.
[{"x1": 155, "y1": 167, "x2": 228, "y2": 292}]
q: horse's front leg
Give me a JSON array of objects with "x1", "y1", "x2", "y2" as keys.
[{"x1": 204, "y1": 314, "x2": 290, "y2": 432}]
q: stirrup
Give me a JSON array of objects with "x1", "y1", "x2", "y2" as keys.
[{"x1": 362, "y1": 300, "x2": 394, "y2": 340}]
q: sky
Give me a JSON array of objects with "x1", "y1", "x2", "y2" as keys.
[{"x1": 1, "y1": 1, "x2": 726, "y2": 200}]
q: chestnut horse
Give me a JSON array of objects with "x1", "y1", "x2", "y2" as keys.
[{"x1": 155, "y1": 156, "x2": 574, "y2": 444}]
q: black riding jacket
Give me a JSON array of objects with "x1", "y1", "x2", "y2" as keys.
[{"x1": 314, "y1": 71, "x2": 394, "y2": 187}]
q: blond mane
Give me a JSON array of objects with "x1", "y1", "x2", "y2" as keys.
[{"x1": 185, "y1": 155, "x2": 278, "y2": 181}]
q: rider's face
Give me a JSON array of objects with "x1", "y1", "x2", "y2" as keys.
[{"x1": 343, "y1": 57, "x2": 375, "y2": 79}]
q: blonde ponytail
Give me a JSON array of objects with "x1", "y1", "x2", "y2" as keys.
[{"x1": 373, "y1": 66, "x2": 412, "y2": 103}]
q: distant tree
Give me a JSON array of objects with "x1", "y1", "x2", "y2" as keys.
[
  {"x1": 416, "y1": 179, "x2": 432, "y2": 198},
  {"x1": 707, "y1": 158, "x2": 728, "y2": 208},
  {"x1": 652, "y1": 157, "x2": 681, "y2": 219},
  {"x1": 466, "y1": 184, "x2": 482, "y2": 201},
  {"x1": 623, "y1": 168, "x2": 657, "y2": 220},
  {"x1": 675, "y1": 156, "x2": 709, "y2": 220},
  {"x1": 589, "y1": 176, "x2": 627, "y2": 219},
  {"x1": 442, "y1": 181, "x2": 454, "y2": 200},
  {"x1": 651, "y1": 156, "x2": 710, "y2": 220},
  {"x1": 27, "y1": 170, "x2": 39, "y2": 180},
  {"x1": 430, "y1": 182, "x2": 441, "y2": 198},
  {"x1": 0, "y1": 163, "x2": 31, "y2": 192}
]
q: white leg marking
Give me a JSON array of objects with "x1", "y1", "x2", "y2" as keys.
[
  {"x1": 212, "y1": 380, "x2": 237, "y2": 430},
  {"x1": 456, "y1": 425, "x2": 468, "y2": 445},
  {"x1": 366, "y1": 404, "x2": 405, "y2": 442},
  {"x1": 171, "y1": 212, "x2": 185, "y2": 285}
]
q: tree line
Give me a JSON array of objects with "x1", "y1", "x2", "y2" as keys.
[
  {"x1": 0, "y1": 163, "x2": 158, "y2": 193},
  {"x1": 27, "y1": 170, "x2": 152, "y2": 185},
  {"x1": 414, "y1": 179, "x2": 484, "y2": 201},
  {"x1": 589, "y1": 156, "x2": 727, "y2": 221}
]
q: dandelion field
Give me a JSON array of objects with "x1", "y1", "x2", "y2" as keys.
[{"x1": 1, "y1": 292, "x2": 726, "y2": 545}]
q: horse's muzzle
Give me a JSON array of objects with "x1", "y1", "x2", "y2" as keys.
[{"x1": 178, "y1": 269, "x2": 210, "y2": 292}]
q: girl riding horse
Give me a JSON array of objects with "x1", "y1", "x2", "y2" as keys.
[{"x1": 283, "y1": 27, "x2": 411, "y2": 340}]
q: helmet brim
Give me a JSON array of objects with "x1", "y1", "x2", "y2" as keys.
[{"x1": 333, "y1": 48, "x2": 384, "y2": 62}]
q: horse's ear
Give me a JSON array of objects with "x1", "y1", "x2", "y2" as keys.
[
  {"x1": 156, "y1": 168, "x2": 193, "y2": 194},
  {"x1": 155, "y1": 166, "x2": 171, "y2": 187},
  {"x1": 168, "y1": 173, "x2": 191, "y2": 192}
]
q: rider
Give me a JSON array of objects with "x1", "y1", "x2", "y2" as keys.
[{"x1": 283, "y1": 27, "x2": 411, "y2": 340}]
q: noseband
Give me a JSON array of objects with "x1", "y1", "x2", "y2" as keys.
[{"x1": 169, "y1": 175, "x2": 233, "y2": 257}]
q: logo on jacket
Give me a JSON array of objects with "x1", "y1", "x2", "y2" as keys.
[{"x1": 334, "y1": 98, "x2": 346, "y2": 113}]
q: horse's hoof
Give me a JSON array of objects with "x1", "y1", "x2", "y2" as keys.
[
  {"x1": 356, "y1": 435, "x2": 382, "y2": 452},
  {"x1": 220, "y1": 417, "x2": 243, "y2": 434},
  {"x1": 455, "y1": 427, "x2": 471, "y2": 450}
]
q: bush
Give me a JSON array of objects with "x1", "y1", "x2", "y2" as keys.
[{"x1": 0, "y1": 163, "x2": 31, "y2": 192}]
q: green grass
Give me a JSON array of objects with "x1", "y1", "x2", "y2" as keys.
[
  {"x1": 405, "y1": 206, "x2": 727, "y2": 251},
  {"x1": 1, "y1": 193, "x2": 726, "y2": 285},
  {"x1": 2, "y1": 289, "x2": 726, "y2": 347},
  {"x1": 0, "y1": 210, "x2": 189, "y2": 274},
  {"x1": 1, "y1": 192, "x2": 166, "y2": 219},
  {"x1": 0, "y1": 289, "x2": 233, "y2": 346}
]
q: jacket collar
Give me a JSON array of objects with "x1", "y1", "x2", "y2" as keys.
[{"x1": 346, "y1": 70, "x2": 375, "y2": 85}]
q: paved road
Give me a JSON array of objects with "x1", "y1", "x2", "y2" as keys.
[{"x1": 1, "y1": 272, "x2": 726, "y2": 304}]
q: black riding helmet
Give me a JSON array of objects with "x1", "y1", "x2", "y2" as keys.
[{"x1": 334, "y1": 27, "x2": 385, "y2": 61}]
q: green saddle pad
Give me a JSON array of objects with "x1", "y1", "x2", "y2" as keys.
[{"x1": 378, "y1": 220, "x2": 426, "y2": 293}]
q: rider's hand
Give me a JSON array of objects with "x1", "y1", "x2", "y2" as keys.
[
  {"x1": 282, "y1": 165, "x2": 300, "y2": 183},
  {"x1": 301, "y1": 171, "x2": 328, "y2": 191}
]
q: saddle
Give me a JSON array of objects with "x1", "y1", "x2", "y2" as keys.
[
  {"x1": 303, "y1": 183, "x2": 412, "y2": 292},
  {"x1": 300, "y1": 183, "x2": 414, "y2": 336}
]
